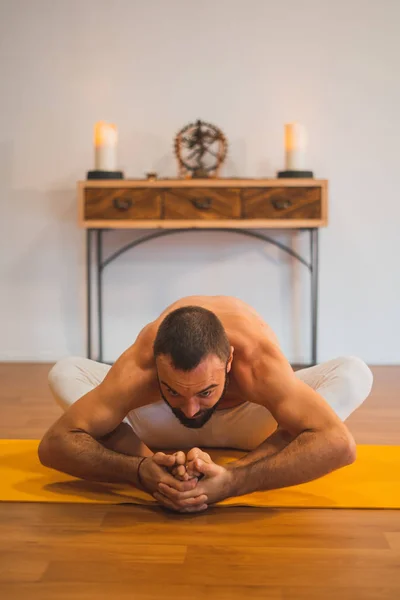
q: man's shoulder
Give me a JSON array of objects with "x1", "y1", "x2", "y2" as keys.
[
  {"x1": 103, "y1": 323, "x2": 158, "y2": 394},
  {"x1": 232, "y1": 337, "x2": 293, "y2": 390},
  {"x1": 115, "y1": 322, "x2": 157, "y2": 368},
  {"x1": 230, "y1": 326, "x2": 281, "y2": 363},
  {"x1": 133, "y1": 322, "x2": 159, "y2": 366}
]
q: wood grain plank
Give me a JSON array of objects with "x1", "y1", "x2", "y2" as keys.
[
  {"x1": 40, "y1": 548, "x2": 400, "y2": 586},
  {"x1": 384, "y1": 532, "x2": 400, "y2": 551},
  {"x1": 78, "y1": 178, "x2": 328, "y2": 227},
  {"x1": 242, "y1": 186, "x2": 321, "y2": 219},
  {"x1": 164, "y1": 188, "x2": 241, "y2": 220},
  {"x1": 79, "y1": 218, "x2": 327, "y2": 229},
  {"x1": 1, "y1": 582, "x2": 398, "y2": 600},
  {"x1": 100, "y1": 507, "x2": 391, "y2": 549},
  {"x1": 0, "y1": 583, "x2": 284, "y2": 600},
  {"x1": 78, "y1": 179, "x2": 327, "y2": 188},
  {"x1": 85, "y1": 188, "x2": 162, "y2": 220},
  {"x1": 283, "y1": 588, "x2": 400, "y2": 600},
  {"x1": 0, "y1": 553, "x2": 49, "y2": 583}
]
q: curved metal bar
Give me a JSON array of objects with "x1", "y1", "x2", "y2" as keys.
[{"x1": 101, "y1": 228, "x2": 311, "y2": 271}]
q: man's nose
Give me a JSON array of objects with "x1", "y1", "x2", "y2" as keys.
[{"x1": 182, "y1": 400, "x2": 201, "y2": 418}]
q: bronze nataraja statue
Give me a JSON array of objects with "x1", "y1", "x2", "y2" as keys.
[{"x1": 175, "y1": 119, "x2": 228, "y2": 178}]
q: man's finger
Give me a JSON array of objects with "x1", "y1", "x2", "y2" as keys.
[
  {"x1": 181, "y1": 504, "x2": 208, "y2": 513},
  {"x1": 158, "y1": 489, "x2": 207, "y2": 508},
  {"x1": 154, "y1": 492, "x2": 207, "y2": 513},
  {"x1": 180, "y1": 502, "x2": 208, "y2": 513},
  {"x1": 180, "y1": 494, "x2": 208, "y2": 507},
  {"x1": 162, "y1": 487, "x2": 208, "y2": 507},
  {"x1": 158, "y1": 482, "x2": 206, "y2": 502},
  {"x1": 161, "y1": 473, "x2": 198, "y2": 492}
]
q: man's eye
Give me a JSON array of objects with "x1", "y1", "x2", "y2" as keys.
[
  {"x1": 167, "y1": 389, "x2": 179, "y2": 397},
  {"x1": 199, "y1": 391, "x2": 212, "y2": 398}
]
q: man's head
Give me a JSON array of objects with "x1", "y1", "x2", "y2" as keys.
[{"x1": 153, "y1": 306, "x2": 233, "y2": 428}]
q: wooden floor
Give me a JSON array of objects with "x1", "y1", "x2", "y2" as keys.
[{"x1": 1, "y1": 363, "x2": 400, "y2": 599}]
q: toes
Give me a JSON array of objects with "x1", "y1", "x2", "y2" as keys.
[
  {"x1": 174, "y1": 451, "x2": 186, "y2": 465},
  {"x1": 187, "y1": 447, "x2": 201, "y2": 461},
  {"x1": 154, "y1": 452, "x2": 175, "y2": 467}
]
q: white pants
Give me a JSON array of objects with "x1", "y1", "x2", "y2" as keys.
[{"x1": 48, "y1": 356, "x2": 373, "y2": 451}]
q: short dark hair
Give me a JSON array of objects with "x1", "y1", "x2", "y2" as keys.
[{"x1": 153, "y1": 306, "x2": 230, "y2": 371}]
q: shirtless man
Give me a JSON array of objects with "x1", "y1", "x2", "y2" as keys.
[{"x1": 39, "y1": 296, "x2": 373, "y2": 513}]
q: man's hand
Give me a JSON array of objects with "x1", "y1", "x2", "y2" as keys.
[
  {"x1": 142, "y1": 452, "x2": 208, "y2": 513},
  {"x1": 138, "y1": 453, "x2": 196, "y2": 494},
  {"x1": 152, "y1": 450, "x2": 198, "y2": 481},
  {"x1": 162, "y1": 450, "x2": 198, "y2": 482},
  {"x1": 157, "y1": 448, "x2": 234, "y2": 508}
]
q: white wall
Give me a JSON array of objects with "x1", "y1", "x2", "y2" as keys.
[{"x1": 1, "y1": 0, "x2": 399, "y2": 364}]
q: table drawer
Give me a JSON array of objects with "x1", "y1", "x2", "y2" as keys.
[
  {"x1": 164, "y1": 188, "x2": 241, "y2": 220},
  {"x1": 84, "y1": 188, "x2": 162, "y2": 220},
  {"x1": 242, "y1": 187, "x2": 322, "y2": 219}
]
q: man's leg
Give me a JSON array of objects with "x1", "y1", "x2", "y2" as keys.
[
  {"x1": 47, "y1": 356, "x2": 153, "y2": 457},
  {"x1": 97, "y1": 422, "x2": 153, "y2": 457},
  {"x1": 226, "y1": 356, "x2": 373, "y2": 465},
  {"x1": 294, "y1": 355, "x2": 373, "y2": 421}
]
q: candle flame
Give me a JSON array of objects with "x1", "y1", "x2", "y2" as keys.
[
  {"x1": 285, "y1": 123, "x2": 307, "y2": 151},
  {"x1": 94, "y1": 121, "x2": 117, "y2": 146}
]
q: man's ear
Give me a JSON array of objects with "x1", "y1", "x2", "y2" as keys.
[{"x1": 226, "y1": 347, "x2": 234, "y2": 373}]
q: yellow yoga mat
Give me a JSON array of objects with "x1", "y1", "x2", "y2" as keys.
[{"x1": 0, "y1": 440, "x2": 399, "y2": 509}]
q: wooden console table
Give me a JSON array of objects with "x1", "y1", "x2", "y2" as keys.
[{"x1": 78, "y1": 178, "x2": 328, "y2": 365}]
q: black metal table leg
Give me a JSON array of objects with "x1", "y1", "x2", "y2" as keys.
[
  {"x1": 87, "y1": 227, "x2": 318, "y2": 367},
  {"x1": 86, "y1": 229, "x2": 92, "y2": 360},
  {"x1": 96, "y1": 229, "x2": 103, "y2": 363},
  {"x1": 310, "y1": 228, "x2": 319, "y2": 365}
]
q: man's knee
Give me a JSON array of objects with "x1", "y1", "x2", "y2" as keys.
[
  {"x1": 48, "y1": 356, "x2": 82, "y2": 391},
  {"x1": 337, "y1": 355, "x2": 373, "y2": 408},
  {"x1": 47, "y1": 356, "x2": 88, "y2": 413}
]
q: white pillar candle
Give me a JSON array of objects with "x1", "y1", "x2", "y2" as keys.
[
  {"x1": 94, "y1": 122, "x2": 117, "y2": 171},
  {"x1": 284, "y1": 123, "x2": 307, "y2": 170}
]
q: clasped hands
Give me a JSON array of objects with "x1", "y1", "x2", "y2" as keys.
[{"x1": 138, "y1": 448, "x2": 234, "y2": 513}]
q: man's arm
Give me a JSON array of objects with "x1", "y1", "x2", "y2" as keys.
[
  {"x1": 39, "y1": 324, "x2": 160, "y2": 483},
  {"x1": 228, "y1": 350, "x2": 356, "y2": 497},
  {"x1": 232, "y1": 427, "x2": 294, "y2": 466},
  {"x1": 38, "y1": 362, "x2": 150, "y2": 486},
  {"x1": 38, "y1": 373, "x2": 199, "y2": 502},
  {"x1": 39, "y1": 336, "x2": 202, "y2": 503}
]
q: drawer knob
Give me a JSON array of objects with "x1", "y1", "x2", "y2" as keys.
[
  {"x1": 113, "y1": 197, "x2": 133, "y2": 211},
  {"x1": 192, "y1": 197, "x2": 212, "y2": 210},
  {"x1": 272, "y1": 197, "x2": 292, "y2": 210}
]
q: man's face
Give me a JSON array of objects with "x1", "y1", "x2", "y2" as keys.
[{"x1": 156, "y1": 353, "x2": 232, "y2": 429}]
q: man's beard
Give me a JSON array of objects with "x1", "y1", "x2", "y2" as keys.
[{"x1": 160, "y1": 371, "x2": 229, "y2": 429}]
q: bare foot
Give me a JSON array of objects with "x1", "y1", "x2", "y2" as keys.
[
  {"x1": 153, "y1": 451, "x2": 195, "y2": 482},
  {"x1": 186, "y1": 447, "x2": 213, "y2": 479}
]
